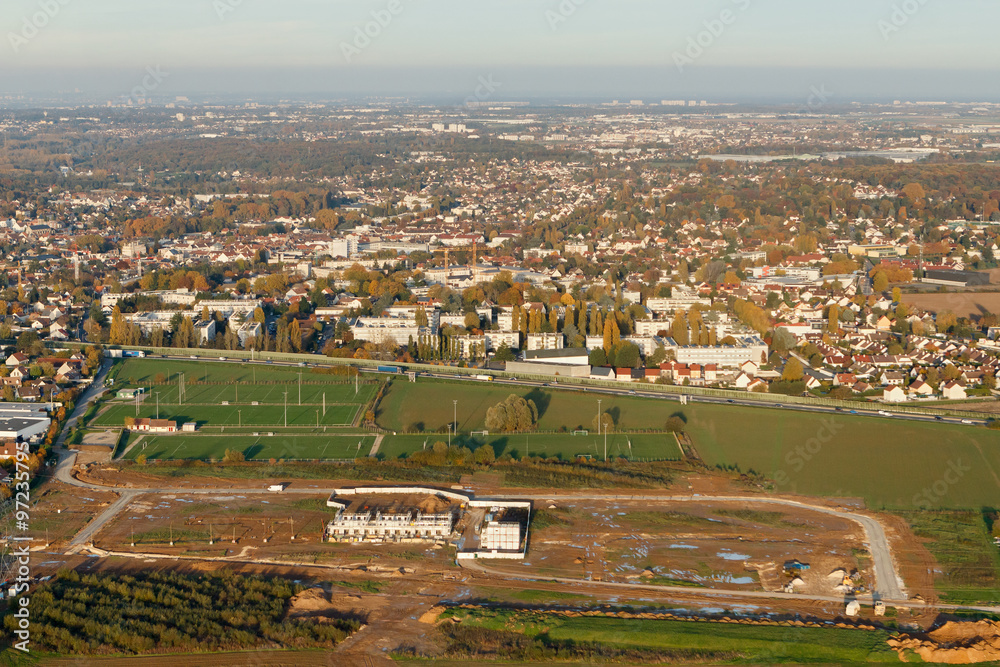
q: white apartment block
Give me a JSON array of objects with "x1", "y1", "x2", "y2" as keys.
[
  {"x1": 526, "y1": 333, "x2": 564, "y2": 351},
  {"x1": 486, "y1": 331, "x2": 521, "y2": 351},
  {"x1": 669, "y1": 336, "x2": 768, "y2": 368},
  {"x1": 646, "y1": 295, "x2": 712, "y2": 314},
  {"x1": 195, "y1": 319, "x2": 216, "y2": 344},
  {"x1": 237, "y1": 321, "x2": 262, "y2": 348}
]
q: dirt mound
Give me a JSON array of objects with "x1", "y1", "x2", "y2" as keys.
[
  {"x1": 416, "y1": 496, "x2": 449, "y2": 514},
  {"x1": 889, "y1": 620, "x2": 1000, "y2": 663},
  {"x1": 286, "y1": 587, "x2": 333, "y2": 617}
]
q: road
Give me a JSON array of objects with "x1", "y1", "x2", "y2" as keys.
[
  {"x1": 458, "y1": 559, "x2": 1000, "y2": 615},
  {"x1": 489, "y1": 493, "x2": 905, "y2": 601}
]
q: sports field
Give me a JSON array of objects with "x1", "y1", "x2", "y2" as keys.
[
  {"x1": 378, "y1": 379, "x2": 1000, "y2": 509},
  {"x1": 377, "y1": 432, "x2": 681, "y2": 461},
  {"x1": 98, "y1": 358, "x2": 378, "y2": 428},
  {"x1": 95, "y1": 402, "x2": 359, "y2": 428},
  {"x1": 124, "y1": 433, "x2": 376, "y2": 461},
  {"x1": 377, "y1": 380, "x2": 671, "y2": 433}
]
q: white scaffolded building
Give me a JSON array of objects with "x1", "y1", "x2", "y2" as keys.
[{"x1": 326, "y1": 509, "x2": 454, "y2": 543}]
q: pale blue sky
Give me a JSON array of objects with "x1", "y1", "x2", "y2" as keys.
[{"x1": 1, "y1": 0, "x2": 998, "y2": 99}]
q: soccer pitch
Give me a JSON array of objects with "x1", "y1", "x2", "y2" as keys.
[
  {"x1": 124, "y1": 434, "x2": 376, "y2": 461},
  {"x1": 98, "y1": 358, "x2": 378, "y2": 428}
]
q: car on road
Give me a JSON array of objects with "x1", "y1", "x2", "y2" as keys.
[
  {"x1": 297, "y1": 362, "x2": 307, "y2": 367},
  {"x1": 935, "y1": 416, "x2": 944, "y2": 421},
  {"x1": 628, "y1": 390, "x2": 636, "y2": 395},
  {"x1": 878, "y1": 410, "x2": 891, "y2": 417},
  {"x1": 727, "y1": 399, "x2": 735, "y2": 404},
  {"x1": 189, "y1": 355, "x2": 197, "y2": 359},
  {"x1": 850, "y1": 410, "x2": 858, "y2": 414},
  {"x1": 962, "y1": 419, "x2": 974, "y2": 425},
  {"x1": 219, "y1": 357, "x2": 227, "y2": 361}
]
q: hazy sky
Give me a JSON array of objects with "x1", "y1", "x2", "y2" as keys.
[{"x1": 2, "y1": 0, "x2": 998, "y2": 100}]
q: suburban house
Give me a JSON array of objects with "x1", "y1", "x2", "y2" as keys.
[
  {"x1": 908, "y1": 380, "x2": 934, "y2": 397},
  {"x1": 4, "y1": 353, "x2": 27, "y2": 368},
  {"x1": 941, "y1": 381, "x2": 968, "y2": 400},
  {"x1": 883, "y1": 386, "x2": 906, "y2": 403}
]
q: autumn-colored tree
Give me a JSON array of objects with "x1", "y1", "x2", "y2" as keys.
[
  {"x1": 602, "y1": 315, "x2": 620, "y2": 353},
  {"x1": 782, "y1": 358, "x2": 804, "y2": 382}
]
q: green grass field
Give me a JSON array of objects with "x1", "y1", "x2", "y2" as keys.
[
  {"x1": 377, "y1": 432, "x2": 681, "y2": 462},
  {"x1": 378, "y1": 378, "x2": 1000, "y2": 509},
  {"x1": 377, "y1": 380, "x2": 672, "y2": 433},
  {"x1": 94, "y1": 402, "x2": 358, "y2": 428},
  {"x1": 901, "y1": 510, "x2": 1000, "y2": 604},
  {"x1": 96, "y1": 358, "x2": 378, "y2": 428},
  {"x1": 113, "y1": 358, "x2": 354, "y2": 385},
  {"x1": 441, "y1": 608, "x2": 898, "y2": 664},
  {"x1": 124, "y1": 434, "x2": 376, "y2": 461}
]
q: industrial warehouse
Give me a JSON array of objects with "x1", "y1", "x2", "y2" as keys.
[{"x1": 325, "y1": 486, "x2": 530, "y2": 558}]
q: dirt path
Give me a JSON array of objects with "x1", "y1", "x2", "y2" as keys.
[
  {"x1": 368, "y1": 434, "x2": 384, "y2": 457},
  {"x1": 117, "y1": 435, "x2": 145, "y2": 461}
]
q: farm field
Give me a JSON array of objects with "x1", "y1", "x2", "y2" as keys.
[
  {"x1": 902, "y1": 290, "x2": 1000, "y2": 320},
  {"x1": 378, "y1": 379, "x2": 1000, "y2": 509},
  {"x1": 123, "y1": 433, "x2": 376, "y2": 461},
  {"x1": 377, "y1": 432, "x2": 681, "y2": 462},
  {"x1": 685, "y1": 403, "x2": 1000, "y2": 510}
]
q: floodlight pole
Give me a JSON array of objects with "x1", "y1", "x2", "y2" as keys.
[
  {"x1": 238, "y1": 409, "x2": 241, "y2": 428},
  {"x1": 298, "y1": 372, "x2": 302, "y2": 406},
  {"x1": 448, "y1": 424, "x2": 452, "y2": 448},
  {"x1": 453, "y1": 400, "x2": 458, "y2": 435},
  {"x1": 283, "y1": 391, "x2": 288, "y2": 427},
  {"x1": 155, "y1": 392, "x2": 159, "y2": 419}
]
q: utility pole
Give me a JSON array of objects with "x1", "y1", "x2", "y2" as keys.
[{"x1": 597, "y1": 399, "x2": 604, "y2": 461}]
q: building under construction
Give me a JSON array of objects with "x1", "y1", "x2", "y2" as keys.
[{"x1": 325, "y1": 490, "x2": 459, "y2": 543}]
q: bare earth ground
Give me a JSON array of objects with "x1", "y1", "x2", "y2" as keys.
[
  {"x1": 903, "y1": 291, "x2": 1000, "y2": 320},
  {"x1": 23, "y1": 468, "x2": 955, "y2": 662}
]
